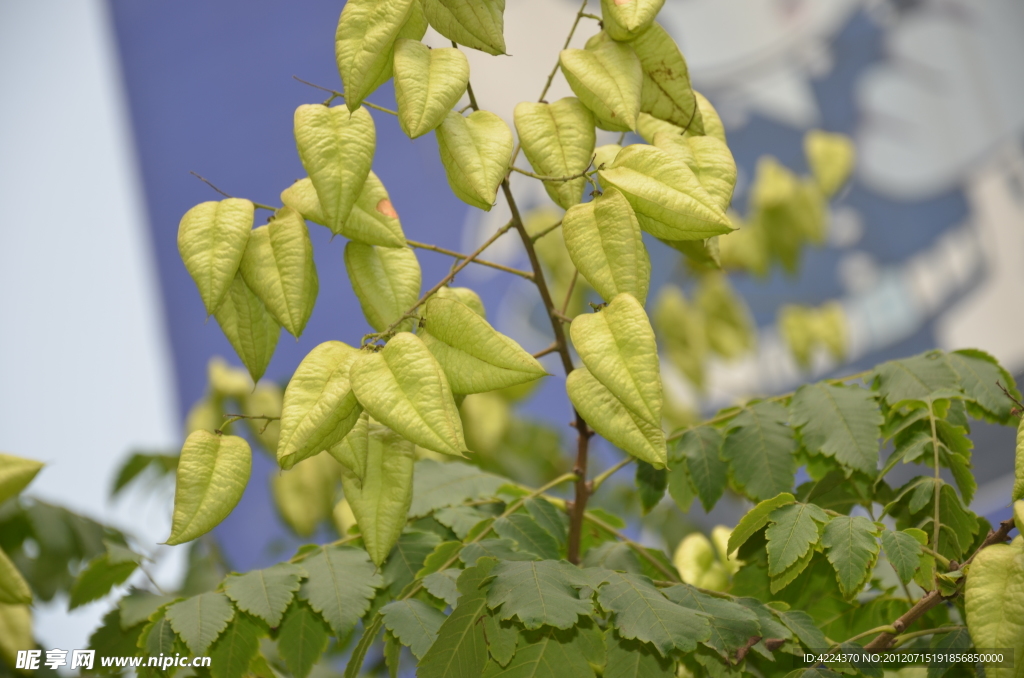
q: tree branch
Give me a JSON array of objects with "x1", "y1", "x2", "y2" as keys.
[
  {"x1": 405, "y1": 239, "x2": 533, "y2": 279},
  {"x1": 538, "y1": 0, "x2": 591, "y2": 104},
  {"x1": 510, "y1": 157, "x2": 595, "y2": 184},
  {"x1": 531, "y1": 219, "x2": 563, "y2": 243},
  {"x1": 189, "y1": 172, "x2": 276, "y2": 212},
  {"x1": 292, "y1": 76, "x2": 399, "y2": 116}
]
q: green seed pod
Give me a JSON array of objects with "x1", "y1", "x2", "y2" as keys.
[
  {"x1": 435, "y1": 110, "x2": 514, "y2": 211},
  {"x1": 600, "y1": 0, "x2": 665, "y2": 41},
  {"x1": 394, "y1": 39, "x2": 470, "y2": 139},
  {"x1": 422, "y1": 0, "x2": 506, "y2": 56},
  {"x1": 560, "y1": 40, "x2": 642, "y2": 132},
  {"x1": 514, "y1": 98, "x2": 596, "y2": 210},
  {"x1": 177, "y1": 198, "x2": 253, "y2": 316}
]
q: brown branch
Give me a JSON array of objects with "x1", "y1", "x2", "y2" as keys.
[
  {"x1": 189, "y1": 172, "x2": 276, "y2": 212},
  {"x1": 560, "y1": 269, "x2": 579, "y2": 318},
  {"x1": 510, "y1": 156, "x2": 596, "y2": 184},
  {"x1": 291, "y1": 76, "x2": 398, "y2": 116},
  {"x1": 532, "y1": 342, "x2": 559, "y2": 359},
  {"x1": 405, "y1": 240, "x2": 533, "y2": 280},
  {"x1": 531, "y1": 219, "x2": 563, "y2": 243}
]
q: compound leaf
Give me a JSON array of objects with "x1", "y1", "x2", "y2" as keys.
[{"x1": 224, "y1": 562, "x2": 306, "y2": 628}]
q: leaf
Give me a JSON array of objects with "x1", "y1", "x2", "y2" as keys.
[
  {"x1": 675, "y1": 426, "x2": 727, "y2": 512},
  {"x1": 485, "y1": 560, "x2": 592, "y2": 630},
  {"x1": 418, "y1": 541, "x2": 464, "y2": 578},
  {"x1": 635, "y1": 461, "x2": 668, "y2": 514},
  {"x1": 410, "y1": 459, "x2": 506, "y2": 517},
  {"x1": 928, "y1": 628, "x2": 973, "y2": 678},
  {"x1": 424, "y1": 569, "x2": 462, "y2": 607},
  {"x1": 493, "y1": 515, "x2": 560, "y2": 561},
  {"x1": 879, "y1": 529, "x2": 923, "y2": 585},
  {"x1": 139, "y1": 605, "x2": 179, "y2": 658},
  {"x1": 0, "y1": 453, "x2": 44, "y2": 504},
  {"x1": 964, "y1": 542, "x2": 1024, "y2": 678},
  {"x1": 381, "y1": 599, "x2": 447, "y2": 659},
  {"x1": 562, "y1": 188, "x2": 650, "y2": 304},
  {"x1": 483, "y1": 615, "x2": 519, "y2": 667},
  {"x1": 820, "y1": 516, "x2": 880, "y2": 598},
  {"x1": 461, "y1": 539, "x2": 539, "y2": 564},
  {"x1": 224, "y1": 562, "x2": 306, "y2": 628},
  {"x1": 277, "y1": 600, "x2": 329, "y2": 678},
  {"x1": 0, "y1": 548, "x2": 31, "y2": 605},
  {"x1": 653, "y1": 284, "x2": 708, "y2": 388},
  {"x1": 600, "y1": 0, "x2": 664, "y2": 40},
  {"x1": 435, "y1": 507, "x2": 491, "y2": 540},
  {"x1": 765, "y1": 503, "x2": 828, "y2": 576},
  {"x1": 67, "y1": 552, "x2": 137, "y2": 609},
  {"x1": 395, "y1": 39, "x2": 470, "y2": 138},
  {"x1": 663, "y1": 585, "x2": 760, "y2": 658},
  {"x1": 694, "y1": 91, "x2": 726, "y2": 143},
  {"x1": 418, "y1": 559, "x2": 497, "y2": 678},
  {"x1": 421, "y1": 296, "x2": 547, "y2": 394},
  {"x1": 778, "y1": 609, "x2": 828, "y2": 650},
  {"x1": 277, "y1": 341, "x2": 363, "y2": 470},
  {"x1": 947, "y1": 349, "x2": 1019, "y2": 423},
  {"x1": 272, "y1": 453, "x2": 340, "y2": 536},
  {"x1": 422, "y1": 0, "x2": 506, "y2": 55},
  {"x1": 525, "y1": 498, "x2": 569, "y2": 548},
  {"x1": 345, "y1": 241, "x2": 422, "y2": 333},
  {"x1": 177, "y1": 198, "x2": 253, "y2": 315},
  {"x1": 599, "y1": 145, "x2": 733, "y2": 241},
  {"x1": 437, "y1": 285, "x2": 487, "y2": 318},
  {"x1": 88, "y1": 608, "x2": 143, "y2": 667},
  {"x1": 351, "y1": 332, "x2": 468, "y2": 457},
  {"x1": 166, "y1": 591, "x2": 235, "y2": 655},
  {"x1": 209, "y1": 612, "x2": 262, "y2": 678},
  {"x1": 436, "y1": 110, "x2": 514, "y2": 211},
  {"x1": 119, "y1": 589, "x2": 174, "y2": 629},
  {"x1": 294, "y1": 104, "x2": 375, "y2": 233},
  {"x1": 515, "y1": 98, "x2": 596, "y2": 209},
  {"x1": 560, "y1": 40, "x2": 642, "y2": 132},
  {"x1": 1017, "y1": 419, "x2": 1024, "y2": 502},
  {"x1": 804, "y1": 130, "x2": 855, "y2": 197},
  {"x1": 384, "y1": 530, "x2": 444, "y2": 594},
  {"x1": 213, "y1": 273, "x2": 281, "y2": 382},
  {"x1": 872, "y1": 351, "x2": 960, "y2": 406},
  {"x1": 596, "y1": 572, "x2": 711, "y2": 656},
  {"x1": 605, "y1": 631, "x2": 673, "y2": 677},
  {"x1": 330, "y1": 415, "x2": 415, "y2": 565},
  {"x1": 481, "y1": 626, "x2": 598, "y2": 678},
  {"x1": 239, "y1": 207, "x2": 318, "y2": 337},
  {"x1": 334, "y1": 0, "x2": 427, "y2": 111},
  {"x1": 721, "y1": 402, "x2": 797, "y2": 502},
  {"x1": 695, "y1": 272, "x2": 753, "y2": 359},
  {"x1": 790, "y1": 383, "x2": 882, "y2": 477},
  {"x1": 299, "y1": 544, "x2": 382, "y2": 636},
  {"x1": 630, "y1": 22, "x2": 703, "y2": 133},
  {"x1": 167, "y1": 431, "x2": 251, "y2": 545},
  {"x1": 282, "y1": 173, "x2": 407, "y2": 247}
]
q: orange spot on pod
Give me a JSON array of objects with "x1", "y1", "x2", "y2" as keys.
[
  {"x1": 614, "y1": 0, "x2": 632, "y2": 5},
  {"x1": 376, "y1": 199, "x2": 398, "y2": 219}
]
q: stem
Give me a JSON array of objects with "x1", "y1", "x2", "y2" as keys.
[
  {"x1": 531, "y1": 219, "x2": 563, "y2": 243},
  {"x1": 920, "y1": 545, "x2": 951, "y2": 569},
  {"x1": 583, "y1": 512, "x2": 681, "y2": 582},
  {"x1": 405, "y1": 239, "x2": 533, "y2": 279},
  {"x1": 292, "y1": 76, "x2": 398, "y2": 116},
  {"x1": 189, "y1": 172, "x2": 276, "y2": 212},
  {"x1": 533, "y1": 342, "x2": 559, "y2": 359},
  {"x1": 590, "y1": 457, "x2": 634, "y2": 493},
  {"x1": 510, "y1": 158, "x2": 595, "y2": 184},
  {"x1": 930, "y1": 405, "x2": 941, "y2": 553},
  {"x1": 538, "y1": 0, "x2": 591, "y2": 103},
  {"x1": 890, "y1": 626, "x2": 964, "y2": 649},
  {"x1": 560, "y1": 269, "x2": 579, "y2": 317}
]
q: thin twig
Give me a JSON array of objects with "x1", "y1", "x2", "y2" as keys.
[
  {"x1": 291, "y1": 76, "x2": 399, "y2": 116},
  {"x1": 538, "y1": 0, "x2": 591, "y2": 103},
  {"x1": 532, "y1": 342, "x2": 559, "y2": 359},
  {"x1": 405, "y1": 239, "x2": 533, "y2": 280},
  {"x1": 189, "y1": 172, "x2": 276, "y2": 212},
  {"x1": 616, "y1": 130, "x2": 628, "y2": 145},
  {"x1": 590, "y1": 457, "x2": 635, "y2": 493},
  {"x1": 997, "y1": 380, "x2": 1024, "y2": 411},
  {"x1": 510, "y1": 156, "x2": 596, "y2": 184},
  {"x1": 531, "y1": 219, "x2": 563, "y2": 243}
]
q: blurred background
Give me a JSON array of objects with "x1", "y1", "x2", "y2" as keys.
[{"x1": 2, "y1": 0, "x2": 1023, "y2": 651}]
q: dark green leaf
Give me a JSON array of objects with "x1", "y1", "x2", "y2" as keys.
[
  {"x1": 873, "y1": 352, "x2": 960, "y2": 405},
  {"x1": 423, "y1": 568, "x2": 462, "y2": 606},
  {"x1": 461, "y1": 538, "x2": 539, "y2": 564},
  {"x1": 435, "y1": 506, "x2": 493, "y2": 539},
  {"x1": 582, "y1": 542, "x2": 642, "y2": 574},
  {"x1": 224, "y1": 562, "x2": 305, "y2": 627},
  {"x1": 604, "y1": 631, "x2": 674, "y2": 678},
  {"x1": 635, "y1": 461, "x2": 668, "y2": 514},
  {"x1": 381, "y1": 598, "x2": 447, "y2": 659},
  {"x1": 667, "y1": 463, "x2": 695, "y2": 512},
  {"x1": 928, "y1": 627, "x2": 972, "y2": 678},
  {"x1": 165, "y1": 591, "x2": 235, "y2": 655},
  {"x1": 777, "y1": 609, "x2": 828, "y2": 650},
  {"x1": 879, "y1": 529, "x2": 923, "y2": 585},
  {"x1": 486, "y1": 560, "x2": 593, "y2": 630},
  {"x1": 596, "y1": 572, "x2": 710, "y2": 656},
  {"x1": 947, "y1": 349, "x2": 1018, "y2": 423},
  {"x1": 484, "y1": 614, "x2": 519, "y2": 667},
  {"x1": 663, "y1": 585, "x2": 760, "y2": 658},
  {"x1": 299, "y1": 544, "x2": 382, "y2": 636},
  {"x1": 820, "y1": 516, "x2": 880, "y2": 598},
  {"x1": 525, "y1": 498, "x2": 569, "y2": 548},
  {"x1": 89, "y1": 609, "x2": 145, "y2": 670},
  {"x1": 209, "y1": 612, "x2": 262, "y2": 678},
  {"x1": 790, "y1": 383, "x2": 881, "y2": 477},
  {"x1": 384, "y1": 630, "x2": 402, "y2": 678},
  {"x1": 384, "y1": 530, "x2": 443, "y2": 594},
  {"x1": 675, "y1": 426, "x2": 727, "y2": 511},
  {"x1": 721, "y1": 402, "x2": 797, "y2": 501},
  {"x1": 111, "y1": 451, "x2": 178, "y2": 497},
  {"x1": 410, "y1": 459, "x2": 506, "y2": 518},
  {"x1": 69, "y1": 553, "x2": 138, "y2": 609},
  {"x1": 765, "y1": 503, "x2": 828, "y2": 576},
  {"x1": 493, "y1": 514, "x2": 560, "y2": 560},
  {"x1": 418, "y1": 559, "x2": 497, "y2": 678},
  {"x1": 481, "y1": 625, "x2": 597, "y2": 678},
  {"x1": 277, "y1": 600, "x2": 329, "y2": 678},
  {"x1": 118, "y1": 589, "x2": 174, "y2": 629}
]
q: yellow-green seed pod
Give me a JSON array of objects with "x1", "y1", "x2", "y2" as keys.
[
  {"x1": 600, "y1": 0, "x2": 665, "y2": 41},
  {"x1": 435, "y1": 110, "x2": 514, "y2": 211},
  {"x1": 805, "y1": 129, "x2": 856, "y2": 197},
  {"x1": 560, "y1": 40, "x2": 643, "y2": 132},
  {"x1": 965, "y1": 541, "x2": 1024, "y2": 678},
  {"x1": 1015, "y1": 417, "x2": 1024, "y2": 502},
  {"x1": 344, "y1": 242, "x2": 422, "y2": 333},
  {"x1": 422, "y1": 0, "x2": 506, "y2": 56},
  {"x1": 514, "y1": 98, "x2": 596, "y2": 210},
  {"x1": 178, "y1": 198, "x2": 254, "y2": 316},
  {"x1": 394, "y1": 39, "x2": 470, "y2": 139},
  {"x1": 632, "y1": 23, "x2": 704, "y2": 134}
]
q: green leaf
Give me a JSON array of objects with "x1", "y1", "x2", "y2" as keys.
[
  {"x1": 630, "y1": 22, "x2": 703, "y2": 133},
  {"x1": 424, "y1": 568, "x2": 462, "y2": 607},
  {"x1": 88, "y1": 608, "x2": 144, "y2": 669},
  {"x1": 1017, "y1": 419, "x2": 1024, "y2": 502},
  {"x1": 395, "y1": 39, "x2": 470, "y2": 138},
  {"x1": 484, "y1": 615, "x2": 519, "y2": 667},
  {"x1": 277, "y1": 340, "x2": 363, "y2": 469},
  {"x1": 515, "y1": 98, "x2": 596, "y2": 210},
  {"x1": 820, "y1": 515, "x2": 880, "y2": 598},
  {"x1": 418, "y1": 559, "x2": 498, "y2": 678},
  {"x1": 0, "y1": 548, "x2": 32, "y2": 605},
  {"x1": 636, "y1": 461, "x2": 668, "y2": 514},
  {"x1": 461, "y1": 539, "x2": 539, "y2": 564},
  {"x1": 351, "y1": 332, "x2": 468, "y2": 457},
  {"x1": 299, "y1": 544, "x2": 382, "y2": 636},
  {"x1": 213, "y1": 273, "x2": 281, "y2": 383},
  {"x1": 119, "y1": 589, "x2": 175, "y2": 629},
  {"x1": 695, "y1": 272, "x2": 754, "y2": 359},
  {"x1": 562, "y1": 188, "x2": 650, "y2": 304},
  {"x1": 481, "y1": 626, "x2": 598, "y2": 678},
  {"x1": 485, "y1": 560, "x2": 593, "y2": 630},
  {"x1": 421, "y1": 296, "x2": 547, "y2": 394},
  {"x1": 778, "y1": 609, "x2": 828, "y2": 650},
  {"x1": 167, "y1": 431, "x2": 251, "y2": 545},
  {"x1": 684, "y1": 136, "x2": 736, "y2": 213},
  {"x1": 418, "y1": 541, "x2": 464, "y2": 578},
  {"x1": 653, "y1": 284, "x2": 707, "y2": 389},
  {"x1": 765, "y1": 503, "x2": 828, "y2": 576},
  {"x1": 560, "y1": 40, "x2": 642, "y2": 132},
  {"x1": 67, "y1": 552, "x2": 137, "y2": 609},
  {"x1": 873, "y1": 351, "x2": 961, "y2": 406},
  {"x1": 139, "y1": 605, "x2": 179, "y2": 658},
  {"x1": 947, "y1": 349, "x2": 1019, "y2": 423},
  {"x1": 385, "y1": 629, "x2": 402, "y2": 678},
  {"x1": 605, "y1": 631, "x2": 673, "y2": 677},
  {"x1": 675, "y1": 426, "x2": 727, "y2": 512},
  {"x1": 721, "y1": 402, "x2": 797, "y2": 502},
  {"x1": 436, "y1": 110, "x2": 514, "y2": 211},
  {"x1": 790, "y1": 383, "x2": 882, "y2": 477},
  {"x1": 493, "y1": 515, "x2": 560, "y2": 560},
  {"x1": 694, "y1": 92, "x2": 726, "y2": 143},
  {"x1": 599, "y1": 145, "x2": 733, "y2": 241},
  {"x1": 525, "y1": 498, "x2": 569, "y2": 549},
  {"x1": 879, "y1": 529, "x2": 923, "y2": 585},
  {"x1": 727, "y1": 492, "x2": 796, "y2": 555},
  {"x1": 596, "y1": 572, "x2": 711, "y2": 656},
  {"x1": 410, "y1": 459, "x2": 506, "y2": 517},
  {"x1": 600, "y1": 0, "x2": 664, "y2": 40},
  {"x1": 331, "y1": 416, "x2": 415, "y2": 566},
  {"x1": 964, "y1": 542, "x2": 1024, "y2": 678},
  {"x1": 209, "y1": 612, "x2": 262, "y2": 678},
  {"x1": 423, "y1": 0, "x2": 506, "y2": 55},
  {"x1": 381, "y1": 599, "x2": 447, "y2": 659},
  {"x1": 0, "y1": 453, "x2": 43, "y2": 504},
  {"x1": 345, "y1": 241, "x2": 422, "y2": 333},
  {"x1": 177, "y1": 198, "x2": 253, "y2": 315},
  {"x1": 928, "y1": 628, "x2": 973, "y2": 678},
  {"x1": 435, "y1": 507, "x2": 492, "y2": 540},
  {"x1": 335, "y1": 0, "x2": 427, "y2": 111},
  {"x1": 224, "y1": 562, "x2": 305, "y2": 628},
  {"x1": 166, "y1": 591, "x2": 235, "y2": 655},
  {"x1": 384, "y1": 530, "x2": 444, "y2": 594},
  {"x1": 277, "y1": 600, "x2": 329, "y2": 678},
  {"x1": 804, "y1": 130, "x2": 855, "y2": 197},
  {"x1": 663, "y1": 585, "x2": 760, "y2": 658}
]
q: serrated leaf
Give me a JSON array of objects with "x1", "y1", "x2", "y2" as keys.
[
  {"x1": 721, "y1": 402, "x2": 797, "y2": 502},
  {"x1": 418, "y1": 559, "x2": 497, "y2": 678},
  {"x1": 483, "y1": 615, "x2": 519, "y2": 667},
  {"x1": 381, "y1": 598, "x2": 447, "y2": 659},
  {"x1": 765, "y1": 503, "x2": 828, "y2": 576},
  {"x1": 605, "y1": 631, "x2": 673, "y2": 677},
  {"x1": 213, "y1": 273, "x2": 281, "y2": 382},
  {"x1": 563, "y1": 188, "x2": 650, "y2": 304},
  {"x1": 436, "y1": 110, "x2": 514, "y2": 211},
  {"x1": 277, "y1": 600, "x2": 329, "y2": 678},
  {"x1": 0, "y1": 453, "x2": 43, "y2": 504},
  {"x1": 0, "y1": 548, "x2": 32, "y2": 606},
  {"x1": 879, "y1": 529, "x2": 923, "y2": 585},
  {"x1": 209, "y1": 612, "x2": 262, "y2": 678},
  {"x1": 410, "y1": 459, "x2": 506, "y2": 517},
  {"x1": 597, "y1": 572, "x2": 711, "y2": 656},
  {"x1": 384, "y1": 530, "x2": 444, "y2": 594},
  {"x1": 140, "y1": 605, "x2": 179, "y2": 657},
  {"x1": 947, "y1": 349, "x2": 1019, "y2": 423},
  {"x1": 778, "y1": 609, "x2": 827, "y2": 650},
  {"x1": 630, "y1": 22, "x2": 703, "y2": 133},
  {"x1": 928, "y1": 628, "x2": 973, "y2": 678},
  {"x1": 728, "y1": 494, "x2": 796, "y2": 556},
  {"x1": 166, "y1": 591, "x2": 235, "y2": 656},
  {"x1": 418, "y1": 541, "x2": 464, "y2": 578},
  {"x1": 282, "y1": 173, "x2": 406, "y2": 247},
  {"x1": 330, "y1": 415, "x2": 415, "y2": 565},
  {"x1": 560, "y1": 41, "x2": 642, "y2": 132},
  {"x1": 385, "y1": 630, "x2": 401, "y2": 678},
  {"x1": 395, "y1": 39, "x2": 469, "y2": 138},
  {"x1": 599, "y1": 145, "x2": 733, "y2": 241},
  {"x1": 239, "y1": 207, "x2": 318, "y2": 337},
  {"x1": 67, "y1": 552, "x2": 137, "y2": 609},
  {"x1": 804, "y1": 130, "x2": 855, "y2": 197},
  {"x1": 675, "y1": 426, "x2": 727, "y2": 512},
  {"x1": 515, "y1": 98, "x2": 596, "y2": 209},
  {"x1": 820, "y1": 516, "x2": 880, "y2": 598},
  {"x1": 178, "y1": 198, "x2": 253, "y2": 315},
  {"x1": 435, "y1": 507, "x2": 491, "y2": 540},
  {"x1": 167, "y1": 431, "x2": 251, "y2": 545},
  {"x1": 335, "y1": 0, "x2": 427, "y2": 111},
  {"x1": 873, "y1": 351, "x2": 961, "y2": 406},
  {"x1": 482, "y1": 625, "x2": 598, "y2": 678},
  {"x1": 421, "y1": 296, "x2": 547, "y2": 394},
  {"x1": 89, "y1": 608, "x2": 143, "y2": 667},
  {"x1": 345, "y1": 241, "x2": 422, "y2": 333},
  {"x1": 461, "y1": 539, "x2": 539, "y2": 564},
  {"x1": 423, "y1": 0, "x2": 506, "y2": 55},
  {"x1": 485, "y1": 560, "x2": 592, "y2": 630},
  {"x1": 964, "y1": 543, "x2": 1024, "y2": 678},
  {"x1": 424, "y1": 569, "x2": 462, "y2": 607},
  {"x1": 299, "y1": 544, "x2": 382, "y2": 637},
  {"x1": 790, "y1": 383, "x2": 882, "y2": 477},
  {"x1": 294, "y1": 104, "x2": 375, "y2": 233},
  {"x1": 119, "y1": 590, "x2": 174, "y2": 629},
  {"x1": 493, "y1": 515, "x2": 560, "y2": 561},
  {"x1": 636, "y1": 461, "x2": 668, "y2": 514},
  {"x1": 224, "y1": 562, "x2": 305, "y2": 628},
  {"x1": 663, "y1": 585, "x2": 760, "y2": 658},
  {"x1": 525, "y1": 499, "x2": 569, "y2": 549},
  {"x1": 600, "y1": 0, "x2": 664, "y2": 40},
  {"x1": 277, "y1": 341, "x2": 363, "y2": 469}
]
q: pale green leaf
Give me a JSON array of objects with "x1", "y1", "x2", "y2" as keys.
[
  {"x1": 395, "y1": 39, "x2": 470, "y2": 138},
  {"x1": 790, "y1": 383, "x2": 881, "y2": 477},
  {"x1": 213, "y1": 273, "x2": 281, "y2": 383},
  {"x1": 721, "y1": 402, "x2": 796, "y2": 502},
  {"x1": 277, "y1": 600, "x2": 329, "y2": 678},
  {"x1": 166, "y1": 591, "x2": 235, "y2": 656},
  {"x1": 418, "y1": 541, "x2": 464, "y2": 578},
  {"x1": 595, "y1": 143, "x2": 622, "y2": 171},
  {"x1": 224, "y1": 562, "x2": 306, "y2": 628},
  {"x1": 298, "y1": 544, "x2": 382, "y2": 637},
  {"x1": 0, "y1": 605, "x2": 32, "y2": 669},
  {"x1": 675, "y1": 426, "x2": 726, "y2": 512},
  {"x1": 67, "y1": 552, "x2": 137, "y2": 609},
  {"x1": 653, "y1": 284, "x2": 707, "y2": 389},
  {"x1": 437, "y1": 286, "x2": 486, "y2": 318},
  {"x1": 804, "y1": 130, "x2": 855, "y2": 197},
  {"x1": 350, "y1": 332, "x2": 468, "y2": 457},
  {"x1": 686, "y1": 136, "x2": 736, "y2": 212},
  {"x1": 695, "y1": 271, "x2": 754, "y2": 360},
  {"x1": 596, "y1": 572, "x2": 711, "y2": 656},
  {"x1": 605, "y1": 632, "x2": 674, "y2": 678},
  {"x1": 560, "y1": 40, "x2": 642, "y2": 132},
  {"x1": 820, "y1": 515, "x2": 880, "y2": 598},
  {"x1": 600, "y1": 0, "x2": 664, "y2": 41},
  {"x1": 694, "y1": 92, "x2": 726, "y2": 143},
  {"x1": 563, "y1": 188, "x2": 650, "y2": 304},
  {"x1": 964, "y1": 542, "x2": 1024, "y2": 678},
  {"x1": 485, "y1": 560, "x2": 591, "y2": 630},
  {"x1": 481, "y1": 626, "x2": 597, "y2": 678},
  {"x1": 421, "y1": 296, "x2": 547, "y2": 394},
  {"x1": 663, "y1": 585, "x2": 760, "y2": 658},
  {"x1": 382, "y1": 598, "x2": 447, "y2": 659},
  {"x1": 635, "y1": 112, "x2": 685, "y2": 144},
  {"x1": 0, "y1": 453, "x2": 43, "y2": 505},
  {"x1": 281, "y1": 173, "x2": 407, "y2": 247},
  {"x1": 1017, "y1": 420, "x2": 1024, "y2": 502},
  {"x1": 409, "y1": 459, "x2": 506, "y2": 517},
  {"x1": 272, "y1": 453, "x2": 340, "y2": 536},
  {"x1": 345, "y1": 241, "x2": 421, "y2": 333},
  {"x1": 239, "y1": 207, "x2": 318, "y2": 337},
  {"x1": 177, "y1": 198, "x2": 253, "y2": 315},
  {"x1": 209, "y1": 612, "x2": 262, "y2": 678},
  {"x1": 0, "y1": 548, "x2": 32, "y2": 605},
  {"x1": 630, "y1": 22, "x2": 703, "y2": 133},
  {"x1": 436, "y1": 110, "x2": 514, "y2": 211},
  {"x1": 423, "y1": 0, "x2": 506, "y2": 55},
  {"x1": 167, "y1": 431, "x2": 251, "y2": 545},
  {"x1": 765, "y1": 503, "x2": 828, "y2": 576},
  {"x1": 277, "y1": 341, "x2": 363, "y2": 469},
  {"x1": 873, "y1": 351, "x2": 961, "y2": 406},
  {"x1": 493, "y1": 515, "x2": 560, "y2": 560},
  {"x1": 879, "y1": 528, "x2": 923, "y2": 585},
  {"x1": 418, "y1": 559, "x2": 497, "y2": 678},
  {"x1": 515, "y1": 97, "x2": 596, "y2": 209}
]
